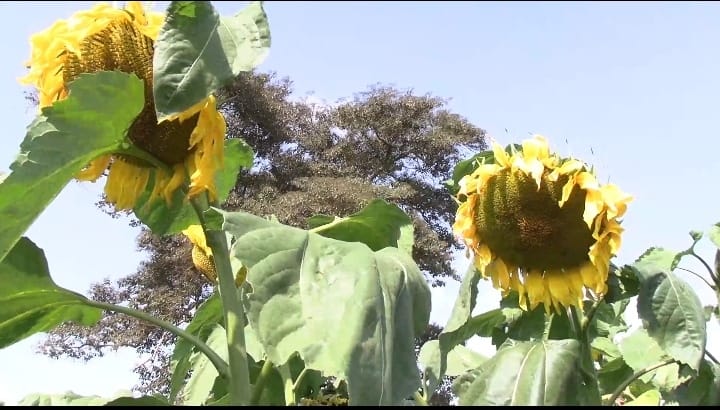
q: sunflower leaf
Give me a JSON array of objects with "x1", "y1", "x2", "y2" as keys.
[
  {"x1": 169, "y1": 292, "x2": 223, "y2": 403},
  {"x1": 0, "y1": 237, "x2": 102, "y2": 349},
  {"x1": 153, "y1": 1, "x2": 270, "y2": 121},
  {"x1": 220, "y1": 210, "x2": 431, "y2": 405},
  {"x1": 181, "y1": 324, "x2": 228, "y2": 405},
  {"x1": 455, "y1": 339, "x2": 581, "y2": 405},
  {"x1": 418, "y1": 340, "x2": 487, "y2": 396},
  {"x1": 667, "y1": 359, "x2": 720, "y2": 405},
  {"x1": 637, "y1": 271, "x2": 706, "y2": 372},
  {"x1": 619, "y1": 329, "x2": 686, "y2": 391},
  {"x1": 708, "y1": 222, "x2": 720, "y2": 249},
  {"x1": 308, "y1": 199, "x2": 414, "y2": 253},
  {"x1": 0, "y1": 71, "x2": 144, "y2": 262}
]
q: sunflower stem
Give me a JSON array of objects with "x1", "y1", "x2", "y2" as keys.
[
  {"x1": 580, "y1": 296, "x2": 603, "y2": 333},
  {"x1": 278, "y1": 363, "x2": 296, "y2": 406},
  {"x1": 607, "y1": 358, "x2": 676, "y2": 406},
  {"x1": 250, "y1": 359, "x2": 274, "y2": 405},
  {"x1": 570, "y1": 305, "x2": 602, "y2": 405},
  {"x1": 690, "y1": 252, "x2": 719, "y2": 286},
  {"x1": 83, "y1": 299, "x2": 229, "y2": 381},
  {"x1": 413, "y1": 391, "x2": 429, "y2": 406},
  {"x1": 192, "y1": 196, "x2": 251, "y2": 405}
]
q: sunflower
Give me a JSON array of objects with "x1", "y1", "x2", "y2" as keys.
[
  {"x1": 452, "y1": 136, "x2": 632, "y2": 313},
  {"x1": 182, "y1": 225, "x2": 246, "y2": 286},
  {"x1": 19, "y1": 2, "x2": 226, "y2": 211}
]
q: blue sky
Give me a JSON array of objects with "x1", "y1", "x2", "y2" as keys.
[{"x1": 2, "y1": 0, "x2": 720, "y2": 404}]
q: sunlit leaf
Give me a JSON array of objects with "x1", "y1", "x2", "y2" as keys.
[
  {"x1": 153, "y1": 1, "x2": 270, "y2": 120},
  {"x1": 0, "y1": 72, "x2": 144, "y2": 262},
  {"x1": 309, "y1": 199, "x2": 414, "y2": 252},
  {"x1": 456, "y1": 339, "x2": 581, "y2": 405},
  {"x1": 181, "y1": 324, "x2": 228, "y2": 405},
  {"x1": 637, "y1": 272, "x2": 706, "y2": 372},
  {"x1": 220, "y1": 210, "x2": 431, "y2": 405},
  {"x1": 169, "y1": 292, "x2": 223, "y2": 403},
  {"x1": 0, "y1": 237, "x2": 102, "y2": 348},
  {"x1": 418, "y1": 340, "x2": 487, "y2": 395}
]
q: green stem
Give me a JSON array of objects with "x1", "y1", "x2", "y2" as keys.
[
  {"x1": 607, "y1": 358, "x2": 676, "y2": 406},
  {"x1": 677, "y1": 267, "x2": 716, "y2": 290},
  {"x1": 278, "y1": 363, "x2": 296, "y2": 406},
  {"x1": 250, "y1": 359, "x2": 275, "y2": 405},
  {"x1": 706, "y1": 349, "x2": 720, "y2": 366},
  {"x1": 84, "y1": 299, "x2": 229, "y2": 380},
  {"x1": 292, "y1": 367, "x2": 310, "y2": 393},
  {"x1": 691, "y1": 252, "x2": 719, "y2": 285},
  {"x1": 413, "y1": 391, "x2": 429, "y2": 406},
  {"x1": 570, "y1": 306, "x2": 602, "y2": 405},
  {"x1": 581, "y1": 297, "x2": 603, "y2": 333},
  {"x1": 192, "y1": 196, "x2": 251, "y2": 405}
]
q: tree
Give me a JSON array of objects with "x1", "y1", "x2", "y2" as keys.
[{"x1": 39, "y1": 71, "x2": 487, "y2": 397}]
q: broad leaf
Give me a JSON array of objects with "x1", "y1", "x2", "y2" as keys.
[
  {"x1": 624, "y1": 389, "x2": 662, "y2": 406},
  {"x1": 18, "y1": 392, "x2": 119, "y2": 406},
  {"x1": 309, "y1": 199, "x2": 414, "y2": 252},
  {"x1": 619, "y1": 329, "x2": 684, "y2": 391},
  {"x1": 631, "y1": 247, "x2": 679, "y2": 281},
  {"x1": 153, "y1": 1, "x2": 270, "y2": 120},
  {"x1": 0, "y1": 72, "x2": 144, "y2": 261},
  {"x1": 0, "y1": 237, "x2": 102, "y2": 348},
  {"x1": 708, "y1": 222, "x2": 720, "y2": 249},
  {"x1": 181, "y1": 324, "x2": 228, "y2": 405},
  {"x1": 169, "y1": 292, "x2": 223, "y2": 402},
  {"x1": 133, "y1": 138, "x2": 254, "y2": 235},
  {"x1": 637, "y1": 272, "x2": 706, "y2": 372},
  {"x1": 456, "y1": 339, "x2": 581, "y2": 405},
  {"x1": 669, "y1": 359, "x2": 720, "y2": 405},
  {"x1": 221, "y1": 210, "x2": 431, "y2": 405},
  {"x1": 597, "y1": 358, "x2": 633, "y2": 396},
  {"x1": 418, "y1": 340, "x2": 487, "y2": 395},
  {"x1": 217, "y1": 2, "x2": 271, "y2": 73},
  {"x1": 105, "y1": 396, "x2": 170, "y2": 406}
]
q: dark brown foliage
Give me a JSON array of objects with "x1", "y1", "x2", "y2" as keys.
[{"x1": 39, "y1": 71, "x2": 486, "y2": 397}]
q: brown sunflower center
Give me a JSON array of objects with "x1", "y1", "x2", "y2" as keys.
[
  {"x1": 474, "y1": 168, "x2": 595, "y2": 271},
  {"x1": 62, "y1": 18, "x2": 198, "y2": 167}
]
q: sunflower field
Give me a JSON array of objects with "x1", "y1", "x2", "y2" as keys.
[{"x1": 0, "y1": 1, "x2": 718, "y2": 406}]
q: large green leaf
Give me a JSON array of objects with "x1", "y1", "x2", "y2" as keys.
[
  {"x1": 668, "y1": 359, "x2": 720, "y2": 405},
  {"x1": 308, "y1": 199, "x2": 413, "y2": 252},
  {"x1": 153, "y1": 1, "x2": 270, "y2": 121},
  {"x1": 181, "y1": 324, "x2": 228, "y2": 405},
  {"x1": 220, "y1": 210, "x2": 432, "y2": 405},
  {"x1": 597, "y1": 358, "x2": 634, "y2": 396},
  {"x1": 619, "y1": 329, "x2": 685, "y2": 391},
  {"x1": 0, "y1": 237, "x2": 102, "y2": 348},
  {"x1": 169, "y1": 292, "x2": 223, "y2": 402},
  {"x1": 418, "y1": 340, "x2": 487, "y2": 396},
  {"x1": 637, "y1": 271, "x2": 706, "y2": 372},
  {"x1": 17, "y1": 391, "x2": 168, "y2": 406},
  {"x1": 133, "y1": 138, "x2": 254, "y2": 235},
  {"x1": 456, "y1": 339, "x2": 581, "y2": 405},
  {"x1": 0, "y1": 71, "x2": 144, "y2": 261},
  {"x1": 217, "y1": 2, "x2": 271, "y2": 73},
  {"x1": 631, "y1": 247, "x2": 679, "y2": 281}
]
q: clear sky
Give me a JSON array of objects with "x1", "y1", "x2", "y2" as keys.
[{"x1": 2, "y1": 0, "x2": 720, "y2": 404}]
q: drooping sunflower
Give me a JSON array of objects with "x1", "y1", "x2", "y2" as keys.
[
  {"x1": 20, "y1": 2, "x2": 226, "y2": 211},
  {"x1": 453, "y1": 135, "x2": 632, "y2": 313}
]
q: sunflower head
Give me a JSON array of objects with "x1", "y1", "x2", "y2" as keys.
[
  {"x1": 20, "y1": 2, "x2": 226, "y2": 211},
  {"x1": 453, "y1": 136, "x2": 632, "y2": 313}
]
